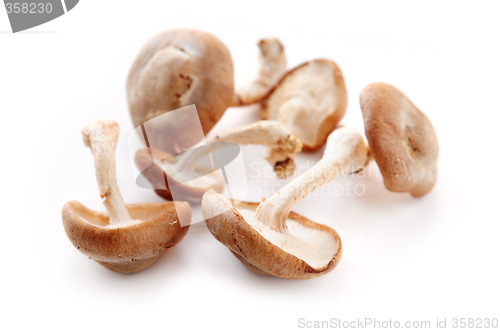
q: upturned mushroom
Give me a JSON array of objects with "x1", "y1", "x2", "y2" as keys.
[
  {"x1": 260, "y1": 59, "x2": 347, "y2": 151},
  {"x1": 360, "y1": 83, "x2": 439, "y2": 197},
  {"x1": 127, "y1": 29, "x2": 287, "y2": 153},
  {"x1": 135, "y1": 120, "x2": 302, "y2": 203},
  {"x1": 202, "y1": 126, "x2": 370, "y2": 279},
  {"x1": 62, "y1": 119, "x2": 191, "y2": 273}
]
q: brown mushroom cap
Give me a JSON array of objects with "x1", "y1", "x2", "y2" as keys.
[
  {"x1": 202, "y1": 192, "x2": 342, "y2": 279},
  {"x1": 360, "y1": 83, "x2": 439, "y2": 197},
  {"x1": 62, "y1": 201, "x2": 191, "y2": 273},
  {"x1": 261, "y1": 59, "x2": 347, "y2": 150},
  {"x1": 127, "y1": 29, "x2": 234, "y2": 153}
]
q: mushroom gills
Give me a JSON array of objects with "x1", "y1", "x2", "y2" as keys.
[
  {"x1": 264, "y1": 60, "x2": 341, "y2": 148},
  {"x1": 134, "y1": 145, "x2": 226, "y2": 203},
  {"x1": 74, "y1": 210, "x2": 143, "y2": 229},
  {"x1": 161, "y1": 161, "x2": 223, "y2": 191},
  {"x1": 236, "y1": 207, "x2": 338, "y2": 270}
]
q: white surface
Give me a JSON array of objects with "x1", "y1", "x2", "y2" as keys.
[{"x1": 1, "y1": 1, "x2": 499, "y2": 331}]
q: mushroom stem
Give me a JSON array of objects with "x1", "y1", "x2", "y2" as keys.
[
  {"x1": 234, "y1": 38, "x2": 287, "y2": 106},
  {"x1": 214, "y1": 120, "x2": 302, "y2": 178},
  {"x1": 255, "y1": 127, "x2": 370, "y2": 232},
  {"x1": 82, "y1": 119, "x2": 133, "y2": 226},
  {"x1": 165, "y1": 121, "x2": 303, "y2": 180},
  {"x1": 214, "y1": 120, "x2": 302, "y2": 152}
]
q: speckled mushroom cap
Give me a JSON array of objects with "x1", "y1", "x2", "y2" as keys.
[
  {"x1": 127, "y1": 29, "x2": 235, "y2": 153},
  {"x1": 260, "y1": 59, "x2": 347, "y2": 151},
  {"x1": 202, "y1": 192, "x2": 342, "y2": 279},
  {"x1": 62, "y1": 201, "x2": 191, "y2": 273},
  {"x1": 360, "y1": 82, "x2": 439, "y2": 197}
]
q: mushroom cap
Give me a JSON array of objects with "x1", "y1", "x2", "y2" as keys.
[
  {"x1": 360, "y1": 83, "x2": 439, "y2": 197},
  {"x1": 260, "y1": 59, "x2": 347, "y2": 151},
  {"x1": 135, "y1": 147, "x2": 224, "y2": 203},
  {"x1": 202, "y1": 191, "x2": 342, "y2": 279},
  {"x1": 62, "y1": 201, "x2": 191, "y2": 273},
  {"x1": 127, "y1": 29, "x2": 234, "y2": 152}
]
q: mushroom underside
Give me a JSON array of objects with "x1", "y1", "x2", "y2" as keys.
[
  {"x1": 236, "y1": 206, "x2": 338, "y2": 269},
  {"x1": 62, "y1": 201, "x2": 191, "y2": 273},
  {"x1": 203, "y1": 196, "x2": 342, "y2": 279},
  {"x1": 135, "y1": 147, "x2": 224, "y2": 203},
  {"x1": 261, "y1": 60, "x2": 347, "y2": 150}
]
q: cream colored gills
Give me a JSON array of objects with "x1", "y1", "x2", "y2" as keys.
[
  {"x1": 105, "y1": 219, "x2": 143, "y2": 229},
  {"x1": 267, "y1": 61, "x2": 337, "y2": 147},
  {"x1": 161, "y1": 161, "x2": 222, "y2": 190},
  {"x1": 236, "y1": 208, "x2": 338, "y2": 270}
]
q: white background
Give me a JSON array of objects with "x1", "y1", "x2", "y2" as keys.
[{"x1": 1, "y1": 1, "x2": 499, "y2": 331}]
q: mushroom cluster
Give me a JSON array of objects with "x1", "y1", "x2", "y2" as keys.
[
  {"x1": 201, "y1": 82, "x2": 438, "y2": 278},
  {"x1": 62, "y1": 29, "x2": 439, "y2": 278}
]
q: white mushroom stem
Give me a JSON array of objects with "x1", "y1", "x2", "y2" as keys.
[
  {"x1": 214, "y1": 120, "x2": 301, "y2": 153},
  {"x1": 255, "y1": 127, "x2": 371, "y2": 233},
  {"x1": 82, "y1": 119, "x2": 133, "y2": 226},
  {"x1": 167, "y1": 120, "x2": 302, "y2": 173},
  {"x1": 214, "y1": 120, "x2": 302, "y2": 178},
  {"x1": 158, "y1": 121, "x2": 303, "y2": 189},
  {"x1": 234, "y1": 38, "x2": 287, "y2": 106}
]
